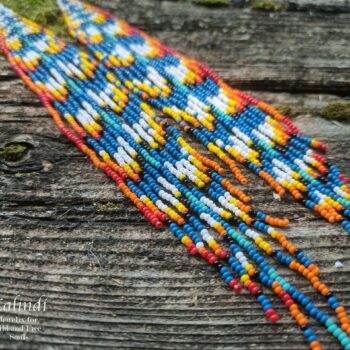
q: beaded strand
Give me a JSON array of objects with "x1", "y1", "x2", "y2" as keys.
[
  {"x1": 57, "y1": 0, "x2": 350, "y2": 233},
  {"x1": 1, "y1": 5, "x2": 350, "y2": 349}
]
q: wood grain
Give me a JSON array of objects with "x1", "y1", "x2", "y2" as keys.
[{"x1": 0, "y1": 1, "x2": 350, "y2": 349}]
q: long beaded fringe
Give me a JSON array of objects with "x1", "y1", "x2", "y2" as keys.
[
  {"x1": 0, "y1": 3, "x2": 349, "y2": 349},
  {"x1": 58, "y1": 0, "x2": 350, "y2": 233}
]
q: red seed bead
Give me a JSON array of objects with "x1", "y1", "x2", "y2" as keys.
[
  {"x1": 233, "y1": 283, "x2": 243, "y2": 293},
  {"x1": 187, "y1": 243, "x2": 196, "y2": 251},
  {"x1": 219, "y1": 251, "x2": 228, "y2": 259},
  {"x1": 285, "y1": 299, "x2": 294, "y2": 308},
  {"x1": 270, "y1": 313, "x2": 280, "y2": 323},
  {"x1": 190, "y1": 247, "x2": 198, "y2": 255},
  {"x1": 202, "y1": 250, "x2": 209, "y2": 259},
  {"x1": 228, "y1": 280, "x2": 235, "y2": 288},
  {"x1": 265, "y1": 309, "x2": 275, "y2": 318},
  {"x1": 339, "y1": 174, "x2": 349, "y2": 182},
  {"x1": 208, "y1": 256, "x2": 217, "y2": 264}
]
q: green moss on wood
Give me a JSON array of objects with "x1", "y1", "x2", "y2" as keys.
[
  {"x1": 15, "y1": 171, "x2": 40, "y2": 177},
  {"x1": 319, "y1": 101, "x2": 350, "y2": 121},
  {"x1": 0, "y1": 143, "x2": 27, "y2": 162},
  {"x1": 275, "y1": 104, "x2": 298, "y2": 119},
  {"x1": 192, "y1": 0, "x2": 230, "y2": 7},
  {"x1": 250, "y1": 0, "x2": 286, "y2": 11},
  {"x1": 0, "y1": 0, "x2": 70, "y2": 39},
  {"x1": 95, "y1": 202, "x2": 119, "y2": 212}
]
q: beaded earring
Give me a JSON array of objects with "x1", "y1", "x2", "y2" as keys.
[
  {"x1": 1, "y1": 4, "x2": 350, "y2": 349},
  {"x1": 57, "y1": 0, "x2": 350, "y2": 233}
]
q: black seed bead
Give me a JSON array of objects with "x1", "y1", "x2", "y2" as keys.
[
  {"x1": 250, "y1": 209, "x2": 257, "y2": 217},
  {"x1": 182, "y1": 199, "x2": 191, "y2": 207},
  {"x1": 213, "y1": 261, "x2": 224, "y2": 270},
  {"x1": 183, "y1": 212, "x2": 192, "y2": 221},
  {"x1": 229, "y1": 217, "x2": 240, "y2": 225},
  {"x1": 207, "y1": 169, "x2": 214, "y2": 177},
  {"x1": 228, "y1": 238, "x2": 236, "y2": 246},
  {"x1": 255, "y1": 291, "x2": 263, "y2": 298},
  {"x1": 223, "y1": 234, "x2": 230, "y2": 242},
  {"x1": 326, "y1": 292, "x2": 334, "y2": 299}
]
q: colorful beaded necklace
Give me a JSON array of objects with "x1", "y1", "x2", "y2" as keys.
[
  {"x1": 0, "y1": 3, "x2": 350, "y2": 349},
  {"x1": 57, "y1": 0, "x2": 350, "y2": 233}
]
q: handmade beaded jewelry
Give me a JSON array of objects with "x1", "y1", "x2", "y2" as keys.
[
  {"x1": 1, "y1": 4, "x2": 350, "y2": 350},
  {"x1": 57, "y1": 0, "x2": 350, "y2": 233}
]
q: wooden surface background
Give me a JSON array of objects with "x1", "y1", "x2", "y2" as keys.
[{"x1": 0, "y1": 0, "x2": 350, "y2": 349}]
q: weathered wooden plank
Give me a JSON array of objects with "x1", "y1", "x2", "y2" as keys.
[
  {"x1": 1, "y1": 57, "x2": 350, "y2": 349},
  {"x1": 0, "y1": 1, "x2": 350, "y2": 349},
  {"x1": 288, "y1": 0, "x2": 350, "y2": 12},
  {"x1": 249, "y1": 0, "x2": 350, "y2": 12},
  {"x1": 2, "y1": 0, "x2": 350, "y2": 93},
  {"x1": 87, "y1": 0, "x2": 350, "y2": 94}
]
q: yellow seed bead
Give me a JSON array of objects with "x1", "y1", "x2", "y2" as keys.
[
  {"x1": 195, "y1": 178, "x2": 205, "y2": 188},
  {"x1": 246, "y1": 264, "x2": 254, "y2": 272},
  {"x1": 150, "y1": 142, "x2": 158, "y2": 149},
  {"x1": 101, "y1": 152, "x2": 110, "y2": 161},
  {"x1": 255, "y1": 237, "x2": 263, "y2": 245},
  {"x1": 175, "y1": 203, "x2": 185, "y2": 213},
  {"x1": 220, "y1": 210, "x2": 231, "y2": 220},
  {"x1": 106, "y1": 72, "x2": 115, "y2": 82},
  {"x1": 84, "y1": 124, "x2": 94, "y2": 134},
  {"x1": 93, "y1": 14, "x2": 105, "y2": 24},
  {"x1": 213, "y1": 222, "x2": 221, "y2": 230},
  {"x1": 153, "y1": 134, "x2": 165, "y2": 144},
  {"x1": 241, "y1": 274, "x2": 249, "y2": 282},
  {"x1": 230, "y1": 198, "x2": 238, "y2": 205},
  {"x1": 208, "y1": 240, "x2": 216, "y2": 248},
  {"x1": 51, "y1": 90, "x2": 62, "y2": 99},
  {"x1": 262, "y1": 243, "x2": 270, "y2": 251},
  {"x1": 271, "y1": 230, "x2": 278, "y2": 238},
  {"x1": 95, "y1": 51, "x2": 104, "y2": 60}
]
